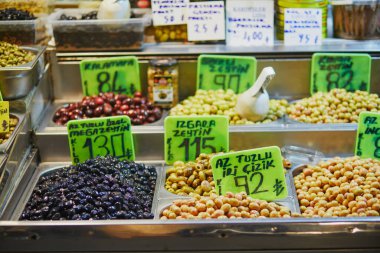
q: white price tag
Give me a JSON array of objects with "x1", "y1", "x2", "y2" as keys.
[
  {"x1": 152, "y1": 0, "x2": 188, "y2": 26},
  {"x1": 187, "y1": 1, "x2": 226, "y2": 41},
  {"x1": 226, "y1": 0, "x2": 274, "y2": 46},
  {"x1": 284, "y1": 8, "x2": 322, "y2": 46}
]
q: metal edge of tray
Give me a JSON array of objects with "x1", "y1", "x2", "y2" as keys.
[
  {"x1": 0, "y1": 153, "x2": 9, "y2": 196},
  {"x1": 0, "y1": 147, "x2": 35, "y2": 220},
  {"x1": 0, "y1": 46, "x2": 46, "y2": 72},
  {"x1": 7, "y1": 160, "x2": 165, "y2": 221},
  {"x1": 0, "y1": 112, "x2": 25, "y2": 154}
]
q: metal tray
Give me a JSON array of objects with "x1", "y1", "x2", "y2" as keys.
[
  {"x1": 37, "y1": 102, "x2": 169, "y2": 132},
  {"x1": 7, "y1": 161, "x2": 165, "y2": 221},
  {"x1": 159, "y1": 164, "x2": 300, "y2": 214},
  {"x1": 0, "y1": 154, "x2": 9, "y2": 197},
  {"x1": 0, "y1": 46, "x2": 45, "y2": 100}
]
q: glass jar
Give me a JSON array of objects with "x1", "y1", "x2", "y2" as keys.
[
  {"x1": 331, "y1": 0, "x2": 380, "y2": 40},
  {"x1": 275, "y1": 0, "x2": 328, "y2": 40},
  {"x1": 147, "y1": 59, "x2": 179, "y2": 108},
  {"x1": 154, "y1": 24, "x2": 188, "y2": 42}
]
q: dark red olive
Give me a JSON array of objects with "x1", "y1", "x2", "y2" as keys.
[
  {"x1": 95, "y1": 97, "x2": 104, "y2": 106},
  {"x1": 53, "y1": 112, "x2": 61, "y2": 121},
  {"x1": 146, "y1": 116, "x2": 156, "y2": 123},
  {"x1": 131, "y1": 118, "x2": 143, "y2": 125},
  {"x1": 126, "y1": 109, "x2": 137, "y2": 118},
  {"x1": 89, "y1": 101, "x2": 96, "y2": 109},
  {"x1": 115, "y1": 110, "x2": 123, "y2": 115},
  {"x1": 134, "y1": 91, "x2": 142, "y2": 98},
  {"x1": 104, "y1": 103, "x2": 112, "y2": 116},
  {"x1": 120, "y1": 105, "x2": 129, "y2": 111},
  {"x1": 122, "y1": 98, "x2": 132, "y2": 105},
  {"x1": 133, "y1": 97, "x2": 142, "y2": 105},
  {"x1": 152, "y1": 108, "x2": 162, "y2": 120},
  {"x1": 94, "y1": 106, "x2": 103, "y2": 117},
  {"x1": 61, "y1": 116, "x2": 69, "y2": 124},
  {"x1": 85, "y1": 109, "x2": 94, "y2": 117}
]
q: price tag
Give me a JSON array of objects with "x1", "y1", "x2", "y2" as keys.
[
  {"x1": 355, "y1": 112, "x2": 380, "y2": 160},
  {"x1": 284, "y1": 8, "x2": 322, "y2": 46},
  {"x1": 80, "y1": 56, "x2": 141, "y2": 97},
  {"x1": 187, "y1": 1, "x2": 225, "y2": 41},
  {"x1": 311, "y1": 53, "x2": 371, "y2": 94},
  {"x1": 151, "y1": 0, "x2": 188, "y2": 26},
  {"x1": 211, "y1": 146, "x2": 287, "y2": 201},
  {"x1": 67, "y1": 116, "x2": 135, "y2": 164},
  {"x1": 0, "y1": 102, "x2": 9, "y2": 133},
  {"x1": 226, "y1": 0, "x2": 274, "y2": 46},
  {"x1": 197, "y1": 54, "x2": 257, "y2": 94},
  {"x1": 164, "y1": 116, "x2": 229, "y2": 165}
]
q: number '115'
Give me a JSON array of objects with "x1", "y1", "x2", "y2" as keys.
[{"x1": 178, "y1": 137, "x2": 216, "y2": 161}]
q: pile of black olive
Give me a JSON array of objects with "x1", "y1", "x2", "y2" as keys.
[
  {"x1": 59, "y1": 11, "x2": 98, "y2": 20},
  {"x1": 0, "y1": 8, "x2": 36, "y2": 20},
  {"x1": 20, "y1": 156, "x2": 157, "y2": 220}
]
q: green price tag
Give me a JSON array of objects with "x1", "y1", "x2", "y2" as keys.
[
  {"x1": 197, "y1": 54, "x2": 257, "y2": 94},
  {"x1": 164, "y1": 115, "x2": 229, "y2": 165},
  {"x1": 211, "y1": 146, "x2": 287, "y2": 201},
  {"x1": 311, "y1": 53, "x2": 371, "y2": 94},
  {"x1": 355, "y1": 112, "x2": 380, "y2": 160},
  {"x1": 67, "y1": 116, "x2": 135, "y2": 164},
  {"x1": 80, "y1": 56, "x2": 141, "y2": 96},
  {"x1": 0, "y1": 101, "x2": 9, "y2": 133}
]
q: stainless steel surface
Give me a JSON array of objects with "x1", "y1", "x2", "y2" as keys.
[
  {"x1": 50, "y1": 56, "x2": 380, "y2": 103},
  {"x1": 0, "y1": 113, "x2": 32, "y2": 218},
  {"x1": 0, "y1": 46, "x2": 46, "y2": 100},
  {"x1": 53, "y1": 39, "x2": 380, "y2": 57}
]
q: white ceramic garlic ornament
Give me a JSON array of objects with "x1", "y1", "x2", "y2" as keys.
[
  {"x1": 97, "y1": 0, "x2": 131, "y2": 20},
  {"x1": 235, "y1": 67, "x2": 275, "y2": 122}
]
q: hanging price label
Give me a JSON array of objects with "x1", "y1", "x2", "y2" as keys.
[
  {"x1": 151, "y1": 0, "x2": 188, "y2": 26},
  {"x1": 80, "y1": 56, "x2": 141, "y2": 97},
  {"x1": 311, "y1": 53, "x2": 371, "y2": 94},
  {"x1": 187, "y1": 1, "x2": 226, "y2": 41},
  {"x1": 211, "y1": 146, "x2": 287, "y2": 201},
  {"x1": 355, "y1": 112, "x2": 380, "y2": 160},
  {"x1": 226, "y1": 0, "x2": 274, "y2": 46},
  {"x1": 67, "y1": 116, "x2": 135, "y2": 164},
  {"x1": 284, "y1": 8, "x2": 322, "y2": 46},
  {"x1": 164, "y1": 115, "x2": 229, "y2": 165},
  {"x1": 0, "y1": 101, "x2": 9, "y2": 133},
  {"x1": 197, "y1": 54, "x2": 257, "y2": 94}
]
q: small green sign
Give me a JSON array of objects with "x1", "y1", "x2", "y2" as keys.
[
  {"x1": 164, "y1": 115, "x2": 229, "y2": 165},
  {"x1": 311, "y1": 53, "x2": 371, "y2": 94},
  {"x1": 211, "y1": 146, "x2": 287, "y2": 201},
  {"x1": 197, "y1": 54, "x2": 257, "y2": 94},
  {"x1": 67, "y1": 116, "x2": 135, "y2": 164},
  {"x1": 80, "y1": 56, "x2": 141, "y2": 96},
  {"x1": 0, "y1": 101, "x2": 9, "y2": 133},
  {"x1": 355, "y1": 112, "x2": 380, "y2": 160}
]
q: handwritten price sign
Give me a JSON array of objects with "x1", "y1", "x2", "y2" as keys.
[
  {"x1": 68, "y1": 116, "x2": 135, "y2": 164},
  {"x1": 187, "y1": 1, "x2": 225, "y2": 41},
  {"x1": 311, "y1": 53, "x2": 371, "y2": 94},
  {"x1": 284, "y1": 8, "x2": 322, "y2": 46},
  {"x1": 226, "y1": 0, "x2": 274, "y2": 46},
  {"x1": 355, "y1": 112, "x2": 380, "y2": 160},
  {"x1": 151, "y1": 0, "x2": 188, "y2": 26},
  {"x1": 164, "y1": 115, "x2": 229, "y2": 165},
  {"x1": 211, "y1": 146, "x2": 287, "y2": 201},
  {"x1": 80, "y1": 56, "x2": 141, "y2": 97},
  {"x1": 197, "y1": 54, "x2": 257, "y2": 94}
]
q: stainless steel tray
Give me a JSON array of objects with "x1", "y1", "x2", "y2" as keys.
[
  {"x1": 0, "y1": 46, "x2": 46, "y2": 100},
  {"x1": 6, "y1": 160, "x2": 165, "y2": 221},
  {"x1": 37, "y1": 102, "x2": 169, "y2": 133}
]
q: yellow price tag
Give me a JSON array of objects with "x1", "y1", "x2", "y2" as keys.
[{"x1": 0, "y1": 101, "x2": 9, "y2": 133}]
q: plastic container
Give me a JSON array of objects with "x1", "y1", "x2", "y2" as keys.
[
  {"x1": 331, "y1": 0, "x2": 380, "y2": 40},
  {"x1": 0, "y1": 18, "x2": 46, "y2": 45},
  {"x1": 147, "y1": 58, "x2": 179, "y2": 108},
  {"x1": 50, "y1": 9, "x2": 151, "y2": 51},
  {"x1": 276, "y1": 0, "x2": 328, "y2": 40}
]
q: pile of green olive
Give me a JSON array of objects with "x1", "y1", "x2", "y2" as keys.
[{"x1": 170, "y1": 89, "x2": 288, "y2": 124}]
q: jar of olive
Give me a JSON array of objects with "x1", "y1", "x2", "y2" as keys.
[{"x1": 147, "y1": 58, "x2": 179, "y2": 108}]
